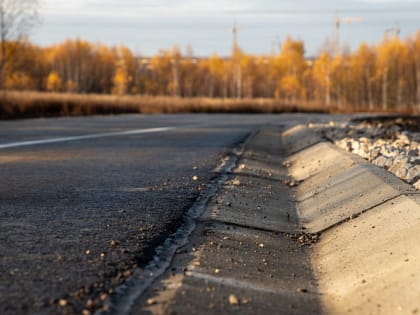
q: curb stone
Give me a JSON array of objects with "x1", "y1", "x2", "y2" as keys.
[
  {"x1": 129, "y1": 124, "x2": 420, "y2": 315},
  {"x1": 284, "y1": 124, "x2": 420, "y2": 314},
  {"x1": 130, "y1": 126, "x2": 321, "y2": 315}
]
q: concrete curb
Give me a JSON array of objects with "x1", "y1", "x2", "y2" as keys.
[
  {"x1": 281, "y1": 124, "x2": 324, "y2": 156},
  {"x1": 128, "y1": 123, "x2": 420, "y2": 315},
  {"x1": 285, "y1": 141, "x2": 416, "y2": 233},
  {"x1": 130, "y1": 126, "x2": 321, "y2": 315},
  {"x1": 283, "y1": 124, "x2": 420, "y2": 314},
  {"x1": 313, "y1": 194, "x2": 420, "y2": 315}
]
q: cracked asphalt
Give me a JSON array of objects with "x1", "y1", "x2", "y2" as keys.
[{"x1": 0, "y1": 114, "x2": 330, "y2": 314}]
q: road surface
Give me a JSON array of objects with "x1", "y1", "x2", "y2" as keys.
[{"x1": 0, "y1": 114, "x2": 329, "y2": 314}]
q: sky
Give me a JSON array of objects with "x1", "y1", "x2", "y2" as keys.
[{"x1": 31, "y1": 0, "x2": 420, "y2": 57}]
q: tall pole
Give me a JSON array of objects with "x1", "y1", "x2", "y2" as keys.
[
  {"x1": 335, "y1": 16, "x2": 340, "y2": 55},
  {"x1": 232, "y1": 21, "x2": 241, "y2": 99},
  {"x1": 232, "y1": 22, "x2": 238, "y2": 51},
  {"x1": 272, "y1": 36, "x2": 281, "y2": 55},
  {"x1": 335, "y1": 15, "x2": 363, "y2": 55}
]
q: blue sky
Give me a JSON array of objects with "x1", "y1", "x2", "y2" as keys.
[{"x1": 32, "y1": 0, "x2": 420, "y2": 56}]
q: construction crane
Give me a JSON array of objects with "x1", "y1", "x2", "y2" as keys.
[
  {"x1": 385, "y1": 23, "x2": 400, "y2": 38},
  {"x1": 335, "y1": 15, "x2": 363, "y2": 54}
]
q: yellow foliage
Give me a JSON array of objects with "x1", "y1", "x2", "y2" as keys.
[
  {"x1": 112, "y1": 61, "x2": 128, "y2": 95},
  {"x1": 276, "y1": 75, "x2": 303, "y2": 100},
  {"x1": 46, "y1": 71, "x2": 62, "y2": 92},
  {"x1": 5, "y1": 73, "x2": 35, "y2": 90},
  {"x1": 1, "y1": 32, "x2": 420, "y2": 112},
  {"x1": 313, "y1": 52, "x2": 331, "y2": 88}
]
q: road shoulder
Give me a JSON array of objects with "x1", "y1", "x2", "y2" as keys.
[
  {"x1": 127, "y1": 123, "x2": 420, "y2": 315},
  {"x1": 130, "y1": 126, "x2": 322, "y2": 315}
]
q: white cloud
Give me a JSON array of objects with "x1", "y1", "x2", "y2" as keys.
[
  {"x1": 42, "y1": 0, "x2": 253, "y2": 16},
  {"x1": 41, "y1": 0, "x2": 420, "y2": 17}
]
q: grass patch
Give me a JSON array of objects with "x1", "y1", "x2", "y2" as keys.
[{"x1": 0, "y1": 91, "x2": 416, "y2": 119}]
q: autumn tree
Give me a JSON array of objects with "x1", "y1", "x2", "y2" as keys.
[
  {"x1": 330, "y1": 54, "x2": 346, "y2": 109},
  {"x1": 112, "y1": 46, "x2": 136, "y2": 95},
  {"x1": 253, "y1": 56, "x2": 272, "y2": 98},
  {"x1": 148, "y1": 49, "x2": 173, "y2": 95},
  {"x1": 0, "y1": 0, "x2": 40, "y2": 88},
  {"x1": 408, "y1": 31, "x2": 420, "y2": 112},
  {"x1": 3, "y1": 29, "x2": 420, "y2": 113},
  {"x1": 48, "y1": 39, "x2": 118, "y2": 93},
  {"x1": 353, "y1": 44, "x2": 376, "y2": 110},
  {"x1": 179, "y1": 46, "x2": 197, "y2": 97},
  {"x1": 207, "y1": 54, "x2": 223, "y2": 97},
  {"x1": 313, "y1": 52, "x2": 332, "y2": 108},
  {"x1": 376, "y1": 36, "x2": 406, "y2": 111},
  {"x1": 4, "y1": 39, "x2": 45, "y2": 90},
  {"x1": 112, "y1": 59, "x2": 128, "y2": 95},
  {"x1": 46, "y1": 71, "x2": 61, "y2": 92},
  {"x1": 275, "y1": 38, "x2": 306, "y2": 102},
  {"x1": 240, "y1": 55, "x2": 257, "y2": 98}
]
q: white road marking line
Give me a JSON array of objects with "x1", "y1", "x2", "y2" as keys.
[{"x1": 0, "y1": 127, "x2": 176, "y2": 150}]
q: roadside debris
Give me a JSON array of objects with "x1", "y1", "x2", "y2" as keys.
[
  {"x1": 228, "y1": 294, "x2": 239, "y2": 305},
  {"x1": 282, "y1": 160, "x2": 293, "y2": 168},
  {"x1": 283, "y1": 177, "x2": 302, "y2": 187},
  {"x1": 58, "y1": 299, "x2": 68, "y2": 307},
  {"x1": 285, "y1": 232, "x2": 321, "y2": 247},
  {"x1": 312, "y1": 117, "x2": 420, "y2": 190}
]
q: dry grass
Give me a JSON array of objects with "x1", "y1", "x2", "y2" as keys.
[
  {"x1": 0, "y1": 91, "x2": 327, "y2": 119},
  {"x1": 0, "y1": 91, "x2": 416, "y2": 119}
]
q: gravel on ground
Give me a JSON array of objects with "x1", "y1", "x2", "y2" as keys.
[{"x1": 310, "y1": 116, "x2": 420, "y2": 190}]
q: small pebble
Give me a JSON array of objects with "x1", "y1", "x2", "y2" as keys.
[
  {"x1": 228, "y1": 294, "x2": 239, "y2": 305},
  {"x1": 100, "y1": 293, "x2": 108, "y2": 301},
  {"x1": 232, "y1": 179, "x2": 241, "y2": 186},
  {"x1": 58, "y1": 299, "x2": 68, "y2": 307},
  {"x1": 146, "y1": 298, "x2": 157, "y2": 305},
  {"x1": 86, "y1": 299, "x2": 95, "y2": 308},
  {"x1": 297, "y1": 288, "x2": 308, "y2": 293}
]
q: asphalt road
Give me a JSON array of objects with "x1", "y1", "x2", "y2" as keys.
[{"x1": 0, "y1": 114, "x2": 330, "y2": 314}]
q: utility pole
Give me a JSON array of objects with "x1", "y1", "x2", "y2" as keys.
[
  {"x1": 272, "y1": 36, "x2": 281, "y2": 55},
  {"x1": 232, "y1": 22, "x2": 239, "y2": 52},
  {"x1": 232, "y1": 21, "x2": 242, "y2": 99},
  {"x1": 335, "y1": 15, "x2": 363, "y2": 55},
  {"x1": 171, "y1": 47, "x2": 180, "y2": 97}
]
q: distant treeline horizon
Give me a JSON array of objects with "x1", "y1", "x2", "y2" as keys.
[{"x1": 2, "y1": 31, "x2": 420, "y2": 113}]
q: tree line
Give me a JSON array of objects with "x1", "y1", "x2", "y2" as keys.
[{"x1": 2, "y1": 32, "x2": 420, "y2": 112}]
